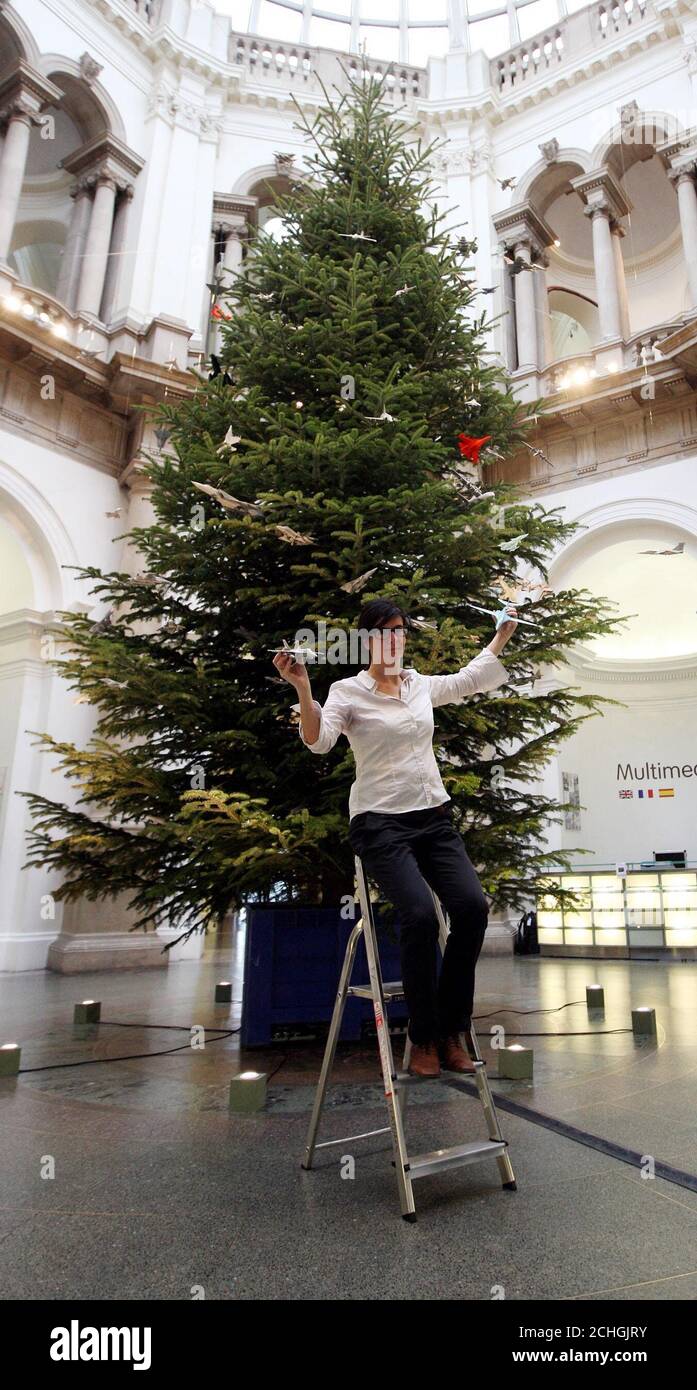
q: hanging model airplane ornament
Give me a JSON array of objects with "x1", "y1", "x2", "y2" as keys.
[
  {"x1": 502, "y1": 250, "x2": 544, "y2": 275},
  {"x1": 340, "y1": 566, "x2": 378, "y2": 594},
  {"x1": 336, "y1": 231, "x2": 377, "y2": 242},
  {"x1": 192, "y1": 482, "x2": 264, "y2": 518},
  {"x1": 637, "y1": 542, "x2": 684, "y2": 555},
  {"x1": 217, "y1": 427, "x2": 242, "y2": 454},
  {"x1": 498, "y1": 533, "x2": 528, "y2": 552},
  {"x1": 275, "y1": 525, "x2": 315, "y2": 545}
]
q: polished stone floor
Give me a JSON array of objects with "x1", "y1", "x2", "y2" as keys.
[{"x1": 1, "y1": 924, "x2": 696, "y2": 1301}]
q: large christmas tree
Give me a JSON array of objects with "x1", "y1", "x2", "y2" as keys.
[{"x1": 22, "y1": 74, "x2": 622, "y2": 937}]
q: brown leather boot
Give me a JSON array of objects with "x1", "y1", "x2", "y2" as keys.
[
  {"x1": 406, "y1": 1041, "x2": 441, "y2": 1078},
  {"x1": 438, "y1": 1032, "x2": 477, "y2": 1073}
]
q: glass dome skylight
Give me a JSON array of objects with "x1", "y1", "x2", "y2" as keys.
[{"x1": 230, "y1": 0, "x2": 593, "y2": 65}]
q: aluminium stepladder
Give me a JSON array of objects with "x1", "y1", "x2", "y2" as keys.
[{"x1": 301, "y1": 853, "x2": 517, "y2": 1222}]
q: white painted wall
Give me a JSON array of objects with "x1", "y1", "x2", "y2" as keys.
[
  {"x1": 517, "y1": 453, "x2": 697, "y2": 869},
  {"x1": 555, "y1": 690, "x2": 697, "y2": 862}
]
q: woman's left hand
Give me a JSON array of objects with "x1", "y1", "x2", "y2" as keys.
[{"x1": 495, "y1": 604, "x2": 518, "y2": 639}]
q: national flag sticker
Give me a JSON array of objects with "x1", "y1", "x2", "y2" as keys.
[
  {"x1": 637, "y1": 789, "x2": 654, "y2": 799},
  {"x1": 619, "y1": 789, "x2": 633, "y2": 799},
  {"x1": 658, "y1": 787, "x2": 675, "y2": 798}
]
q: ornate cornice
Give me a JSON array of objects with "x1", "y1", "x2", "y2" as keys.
[
  {"x1": 492, "y1": 200, "x2": 557, "y2": 257},
  {"x1": 61, "y1": 132, "x2": 145, "y2": 191},
  {"x1": 212, "y1": 193, "x2": 257, "y2": 231},
  {"x1": 571, "y1": 168, "x2": 632, "y2": 223},
  {"x1": 146, "y1": 79, "x2": 224, "y2": 140},
  {"x1": 0, "y1": 60, "x2": 62, "y2": 125},
  {"x1": 563, "y1": 657, "x2": 697, "y2": 683}
]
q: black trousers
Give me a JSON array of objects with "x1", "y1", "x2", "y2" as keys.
[{"x1": 348, "y1": 803, "x2": 489, "y2": 1046}]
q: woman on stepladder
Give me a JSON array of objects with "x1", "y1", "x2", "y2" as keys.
[{"x1": 273, "y1": 596, "x2": 517, "y2": 1078}]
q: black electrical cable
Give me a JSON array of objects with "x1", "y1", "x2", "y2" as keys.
[
  {"x1": 472, "y1": 999, "x2": 634, "y2": 1036},
  {"x1": 16, "y1": 1022, "x2": 240, "y2": 1074},
  {"x1": 474, "y1": 1000, "x2": 588, "y2": 1016},
  {"x1": 477, "y1": 1029, "x2": 632, "y2": 1037}
]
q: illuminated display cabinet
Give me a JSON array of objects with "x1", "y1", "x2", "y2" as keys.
[{"x1": 535, "y1": 870, "x2": 697, "y2": 958}]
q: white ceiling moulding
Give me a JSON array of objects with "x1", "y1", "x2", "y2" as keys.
[
  {"x1": 549, "y1": 495, "x2": 697, "y2": 552},
  {"x1": 545, "y1": 495, "x2": 697, "y2": 681},
  {"x1": 561, "y1": 650, "x2": 697, "y2": 683}
]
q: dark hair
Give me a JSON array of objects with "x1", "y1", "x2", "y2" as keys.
[{"x1": 357, "y1": 596, "x2": 410, "y2": 638}]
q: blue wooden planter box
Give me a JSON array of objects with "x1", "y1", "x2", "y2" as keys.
[{"x1": 240, "y1": 903, "x2": 409, "y2": 1047}]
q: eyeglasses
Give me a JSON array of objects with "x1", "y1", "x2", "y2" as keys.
[{"x1": 374, "y1": 625, "x2": 407, "y2": 634}]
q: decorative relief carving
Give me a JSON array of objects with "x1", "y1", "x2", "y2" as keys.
[
  {"x1": 684, "y1": 38, "x2": 697, "y2": 78},
  {"x1": 274, "y1": 152, "x2": 295, "y2": 174},
  {"x1": 78, "y1": 52, "x2": 104, "y2": 86},
  {"x1": 619, "y1": 99, "x2": 640, "y2": 131},
  {"x1": 146, "y1": 81, "x2": 222, "y2": 139},
  {"x1": 539, "y1": 138, "x2": 559, "y2": 164}
]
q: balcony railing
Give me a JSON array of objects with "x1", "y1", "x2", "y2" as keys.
[
  {"x1": 540, "y1": 318, "x2": 685, "y2": 395},
  {"x1": 125, "y1": 0, "x2": 160, "y2": 21},
  {"x1": 492, "y1": 0, "x2": 653, "y2": 95},
  {"x1": 230, "y1": 33, "x2": 426, "y2": 106}
]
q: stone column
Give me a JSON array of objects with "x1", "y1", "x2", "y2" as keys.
[
  {"x1": 586, "y1": 202, "x2": 622, "y2": 339},
  {"x1": 670, "y1": 166, "x2": 697, "y2": 307},
  {"x1": 513, "y1": 239, "x2": 539, "y2": 370},
  {"x1": 503, "y1": 258, "x2": 518, "y2": 369},
  {"x1": 209, "y1": 200, "x2": 253, "y2": 354},
  {"x1": 56, "y1": 180, "x2": 93, "y2": 309},
  {"x1": 0, "y1": 106, "x2": 33, "y2": 262},
  {"x1": 213, "y1": 220, "x2": 246, "y2": 351},
  {"x1": 611, "y1": 222, "x2": 631, "y2": 339},
  {"x1": 0, "y1": 64, "x2": 62, "y2": 264},
  {"x1": 118, "y1": 454, "x2": 158, "y2": 579},
  {"x1": 534, "y1": 251, "x2": 553, "y2": 367},
  {"x1": 571, "y1": 170, "x2": 631, "y2": 344},
  {"x1": 492, "y1": 201, "x2": 556, "y2": 387},
  {"x1": 63, "y1": 134, "x2": 144, "y2": 321},
  {"x1": 47, "y1": 892, "x2": 168, "y2": 973},
  {"x1": 99, "y1": 184, "x2": 133, "y2": 323},
  {"x1": 75, "y1": 174, "x2": 118, "y2": 319},
  {"x1": 221, "y1": 221, "x2": 245, "y2": 279}
]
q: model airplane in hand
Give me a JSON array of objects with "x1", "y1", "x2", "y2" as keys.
[
  {"x1": 267, "y1": 638, "x2": 318, "y2": 662},
  {"x1": 465, "y1": 600, "x2": 539, "y2": 628}
]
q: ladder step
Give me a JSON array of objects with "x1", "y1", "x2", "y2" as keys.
[
  {"x1": 398, "y1": 1139, "x2": 507, "y2": 1179},
  {"x1": 393, "y1": 1063, "x2": 484, "y2": 1085},
  {"x1": 347, "y1": 980, "x2": 405, "y2": 999}
]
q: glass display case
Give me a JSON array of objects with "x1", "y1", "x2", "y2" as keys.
[{"x1": 535, "y1": 868, "x2": 697, "y2": 957}]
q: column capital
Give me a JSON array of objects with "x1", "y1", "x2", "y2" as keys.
[
  {"x1": 90, "y1": 172, "x2": 119, "y2": 195},
  {"x1": 62, "y1": 132, "x2": 144, "y2": 196},
  {"x1": 69, "y1": 176, "x2": 94, "y2": 201},
  {"x1": 570, "y1": 168, "x2": 632, "y2": 224},
  {"x1": 668, "y1": 163, "x2": 697, "y2": 189},
  {"x1": 118, "y1": 456, "x2": 154, "y2": 495},
  {"x1": 212, "y1": 193, "x2": 257, "y2": 230},
  {"x1": 214, "y1": 217, "x2": 248, "y2": 241},
  {"x1": 492, "y1": 200, "x2": 557, "y2": 260},
  {"x1": 0, "y1": 60, "x2": 63, "y2": 127},
  {"x1": 656, "y1": 132, "x2": 697, "y2": 179}
]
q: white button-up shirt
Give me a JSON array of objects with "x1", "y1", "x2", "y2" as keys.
[{"x1": 292, "y1": 648, "x2": 510, "y2": 820}]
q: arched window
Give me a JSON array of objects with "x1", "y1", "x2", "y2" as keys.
[
  {"x1": 258, "y1": 208, "x2": 290, "y2": 243},
  {"x1": 548, "y1": 289, "x2": 599, "y2": 357},
  {"x1": 8, "y1": 78, "x2": 110, "y2": 305}
]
